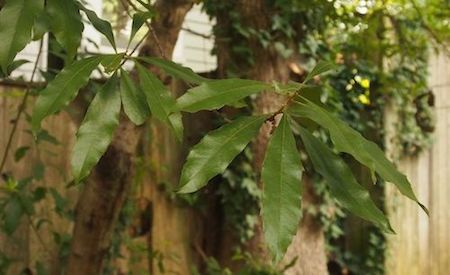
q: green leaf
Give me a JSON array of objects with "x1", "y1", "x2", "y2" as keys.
[
  {"x1": 262, "y1": 115, "x2": 302, "y2": 262},
  {"x1": 79, "y1": 3, "x2": 116, "y2": 51},
  {"x1": 0, "y1": 0, "x2": 43, "y2": 72},
  {"x1": 71, "y1": 76, "x2": 121, "y2": 183},
  {"x1": 292, "y1": 99, "x2": 427, "y2": 214},
  {"x1": 303, "y1": 61, "x2": 336, "y2": 83},
  {"x1": 129, "y1": 11, "x2": 155, "y2": 46},
  {"x1": 31, "y1": 56, "x2": 104, "y2": 132},
  {"x1": 137, "y1": 63, "x2": 183, "y2": 140},
  {"x1": 3, "y1": 196, "x2": 24, "y2": 235},
  {"x1": 101, "y1": 53, "x2": 125, "y2": 73},
  {"x1": 47, "y1": 0, "x2": 84, "y2": 60},
  {"x1": 176, "y1": 79, "x2": 270, "y2": 113},
  {"x1": 178, "y1": 115, "x2": 266, "y2": 193},
  {"x1": 14, "y1": 146, "x2": 30, "y2": 162},
  {"x1": 298, "y1": 126, "x2": 393, "y2": 233},
  {"x1": 32, "y1": 9, "x2": 51, "y2": 41},
  {"x1": 120, "y1": 69, "x2": 150, "y2": 125},
  {"x1": 136, "y1": 57, "x2": 207, "y2": 84}
]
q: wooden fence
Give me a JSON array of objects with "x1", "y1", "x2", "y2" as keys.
[{"x1": 385, "y1": 53, "x2": 450, "y2": 275}]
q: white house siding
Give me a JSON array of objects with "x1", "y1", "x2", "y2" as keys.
[{"x1": 11, "y1": 1, "x2": 216, "y2": 79}]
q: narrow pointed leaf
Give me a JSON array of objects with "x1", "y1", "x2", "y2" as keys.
[
  {"x1": 120, "y1": 69, "x2": 149, "y2": 125},
  {"x1": 129, "y1": 11, "x2": 155, "y2": 46},
  {"x1": 176, "y1": 79, "x2": 270, "y2": 113},
  {"x1": 299, "y1": 126, "x2": 393, "y2": 233},
  {"x1": 0, "y1": 0, "x2": 43, "y2": 72},
  {"x1": 136, "y1": 57, "x2": 207, "y2": 84},
  {"x1": 32, "y1": 56, "x2": 104, "y2": 132},
  {"x1": 303, "y1": 61, "x2": 336, "y2": 83},
  {"x1": 47, "y1": 0, "x2": 83, "y2": 60},
  {"x1": 291, "y1": 99, "x2": 427, "y2": 213},
  {"x1": 178, "y1": 116, "x2": 266, "y2": 193},
  {"x1": 79, "y1": 3, "x2": 116, "y2": 51},
  {"x1": 262, "y1": 115, "x2": 302, "y2": 262},
  {"x1": 71, "y1": 76, "x2": 121, "y2": 183},
  {"x1": 137, "y1": 63, "x2": 183, "y2": 140}
]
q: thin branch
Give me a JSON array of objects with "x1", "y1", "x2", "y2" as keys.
[
  {"x1": 182, "y1": 27, "x2": 212, "y2": 39},
  {"x1": 0, "y1": 39, "x2": 44, "y2": 174}
]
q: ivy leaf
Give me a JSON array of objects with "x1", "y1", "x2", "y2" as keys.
[
  {"x1": 176, "y1": 79, "x2": 270, "y2": 113},
  {"x1": 3, "y1": 196, "x2": 24, "y2": 235},
  {"x1": 303, "y1": 61, "x2": 336, "y2": 83},
  {"x1": 178, "y1": 116, "x2": 266, "y2": 193},
  {"x1": 299, "y1": 126, "x2": 393, "y2": 233},
  {"x1": 78, "y1": 3, "x2": 117, "y2": 51},
  {"x1": 129, "y1": 11, "x2": 155, "y2": 46},
  {"x1": 47, "y1": 0, "x2": 84, "y2": 61},
  {"x1": 0, "y1": 0, "x2": 43, "y2": 72},
  {"x1": 262, "y1": 115, "x2": 302, "y2": 262},
  {"x1": 120, "y1": 69, "x2": 150, "y2": 125},
  {"x1": 71, "y1": 75, "x2": 121, "y2": 183},
  {"x1": 32, "y1": 56, "x2": 104, "y2": 132},
  {"x1": 137, "y1": 63, "x2": 183, "y2": 141},
  {"x1": 137, "y1": 57, "x2": 207, "y2": 84},
  {"x1": 291, "y1": 98, "x2": 428, "y2": 214}
]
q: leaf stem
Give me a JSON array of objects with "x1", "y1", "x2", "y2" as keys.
[{"x1": 0, "y1": 40, "x2": 44, "y2": 175}]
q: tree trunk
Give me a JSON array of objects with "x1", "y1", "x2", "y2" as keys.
[{"x1": 66, "y1": 1, "x2": 194, "y2": 274}]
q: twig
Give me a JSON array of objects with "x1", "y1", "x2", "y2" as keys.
[
  {"x1": 182, "y1": 27, "x2": 212, "y2": 39},
  {"x1": 0, "y1": 40, "x2": 44, "y2": 174}
]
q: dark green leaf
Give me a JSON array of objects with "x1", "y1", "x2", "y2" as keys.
[
  {"x1": 178, "y1": 116, "x2": 266, "y2": 193},
  {"x1": 0, "y1": 0, "x2": 43, "y2": 72},
  {"x1": 101, "y1": 53, "x2": 125, "y2": 73},
  {"x1": 32, "y1": 9, "x2": 51, "y2": 41},
  {"x1": 14, "y1": 146, "x2": 30, "y2": 162},
  {"x1": 129, "y1": 11, "x2": 155, "y2": 46},
  {"x1": 292, "y1": 99, "x2": 427, "y2": 213},
  {"x1": 79, "y1": 3, "x2": 116, "y2": 51},
  {"x1": 175, "y1": 79, "x2": 270, "y2": 113},
  {"x1": 299, "y1": 126, "x2": 393, "y2": 233},
  {"x1": 31, "y1": 56, "x2": 103, "y2": 132},
  {"x1": 303, "y1": 61, "x2": 336, "y2": 83},
  {"x1": 71, "y1": 76, "x2": 121, "y2": 183},
  {"x1": 120, "y1": 69, "x2": 150, "y2": 125},
  {"x1": 3, "y1": 196, "x2": 24, "y2": 235},
  {"x1": 262, "y1": 115, "x2": 302, "y2": 262},
  {"x1": 137, "y1": 57, "x2": 207, "y2": 84},
  {"x1": 47, "y1": 0, "x2": 83, "y2": 60},
  {"x1": 137, "y1": 63, "x2": 183, "y2": 140}
]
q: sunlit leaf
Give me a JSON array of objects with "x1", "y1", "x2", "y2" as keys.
[
  {"x1": 299, "y1": 126, "x2": 393, "y2": 233},
  {"x1": 137, "y1": 63, "x2": 183, "y2": 140},
  {"x1": 71, "y1": 75, "x2": 121, "y2": 183},
  {"x1": 120, "y1": 69, "x2": 150, "y2": 125},
  {"x1": 303, "y1": 61, "x2": 336, "y2": 83},
  {"x1": 0, "y1": 0, "x2": 43, "y2": 72},
  {"x1": 291, "y1": 98, "x2": 427, "y2": 214},
  {"x1": 178, "y1": 115, "x2": 266, "y2": 193},
  {"x1": 262, "y1": 115, "x2": 302, "y2": 262},
  {"x1": 32, "y1": 56, "x2": 104, "y2": 132},
  {"x1": 176, "y1": 79, "x2": 270, "y2": 113}
]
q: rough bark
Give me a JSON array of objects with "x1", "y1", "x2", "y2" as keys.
[
  {"x1": 66, "y1": 1, "x2": 194, "y2": 274},
  {"x1": 215, "y1": 1, "x2": 329, "y2": 273}
]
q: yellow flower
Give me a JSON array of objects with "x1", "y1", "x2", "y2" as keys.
[
  {"x1": 358, "y1": 94, "x2": 370, "y2": 105},
  {"x1": 360, "y1": 78, "x2": 370, "y2": 89}
]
